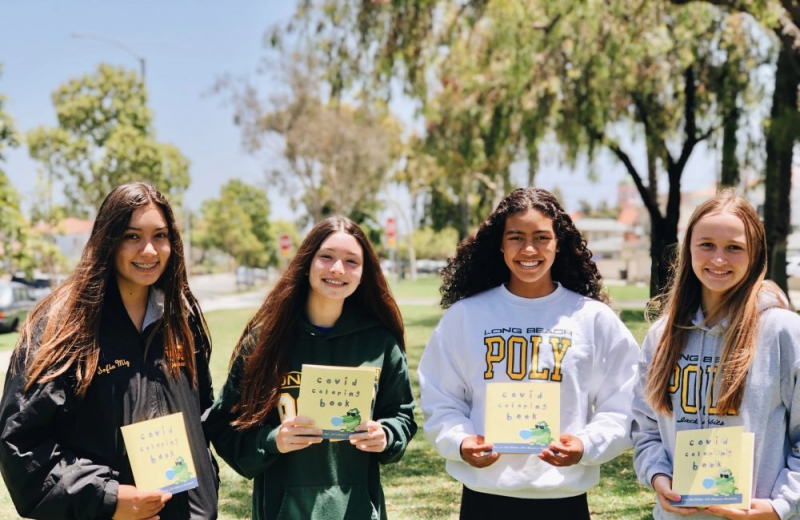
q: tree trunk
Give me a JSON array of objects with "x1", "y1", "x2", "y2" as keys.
[
  {"x1": 763, "y1": 44, "x2": 798, "y2": 293},
  {"x1": 649, "y1": 216, "x2": 679, "y2": 297},
  {"x1": 458, "y1": 184, "x2": 470, "y2": 241},
  {"x1": 720, "y1": 104, "x2": 740, "y2": 187}
]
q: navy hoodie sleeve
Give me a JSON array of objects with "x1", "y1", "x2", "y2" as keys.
[
  {"x1": 0, "y1": 350, "x2": 119, "y2": 520},
  {"x1": 373, "y1": 339, "x2": 417, "y2": 464}
]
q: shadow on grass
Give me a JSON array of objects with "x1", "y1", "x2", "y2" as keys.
[
  {"x1": 383, "y1": 437, "x2": 460, "y2": 519},
  {"x1": 589, "y1": 451, "x2": 655, "y2": 519},
  {"x1": 215, "y1": 455, "x2": 254, "y2": 519}
]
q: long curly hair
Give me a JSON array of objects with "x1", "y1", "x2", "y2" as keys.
[
  {"x1": 231, "y1": 216, "x2": 404, "y2": 429},
  {"x1": 440, "y1": 187, "x2": 608, "y2": 307}
]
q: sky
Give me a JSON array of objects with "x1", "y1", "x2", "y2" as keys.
[{"x1": 0, "y1": 1, "x2": 722, "y2": 233}]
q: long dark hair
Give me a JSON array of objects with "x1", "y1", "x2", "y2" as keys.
[
  {"x1": 15, "y1": 182, "x2": 210, "y2": 396},
  {"x1": 646, "y1": 189, "x2": 767, "y2": 416},
  {"x1": 440, "y1": 187, "x2": 608, "y2": 307},
  {"x1": 232, "y1": 216, "x2": 404, "y2": 429}
]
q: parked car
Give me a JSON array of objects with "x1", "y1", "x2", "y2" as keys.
[
  {"x1": 788, "y1": 256, "x2": 800, "y2": 278},
  {"x1": 0, "y1": 281, "x2": 37, "y2": 333},
  {"x1": 416, "y1": 259, "x2": 447, "y2": 274}
]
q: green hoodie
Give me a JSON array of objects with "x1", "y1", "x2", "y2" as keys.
[{"x1": 205, "y1": 304, "x2": 417, "y2": 520}]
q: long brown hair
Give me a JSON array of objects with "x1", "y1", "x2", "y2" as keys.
[
  {"x1": 645, "y1": 189, "x2": 767, "y2": 416},
  {"x1": 232, "y1": 216, "x2": 404, "y2": 429},
  {"x1": 14, "y1": 182, "x2": 210, "y2": 396},
  {"x1": 440, "y1": 187, "x2": 608, "y2": 307}
]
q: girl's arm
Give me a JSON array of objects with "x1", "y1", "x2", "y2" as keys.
[
  {"x1": 418, "y1": 311, "x2": 476, "y2": 462},
  {"x1": 189, "y1": 311, "x2": 214, "y2": 415},
  {"x1": 631, "y1": 330, "x2": 674, "y2": 487},
  {"x1": 0, "y1": 348, "x2": 120, "y2": 519},
  {"x1": 575, "y1": 322, "x2": 640, "y2": 465},
  {"x1": 768, "y1": 323, "x2": 800, "y2": 518},
  {"x1": 371, "y1": 340, "x2": 417, "y2": 464},
  {"x1": 203, "y1": 347, "x2": 284, "y2": 479}
]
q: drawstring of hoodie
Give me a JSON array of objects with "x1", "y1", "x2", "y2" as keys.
[{"x1": 698, "y1": 329, "x2": 706, "y2": 429}]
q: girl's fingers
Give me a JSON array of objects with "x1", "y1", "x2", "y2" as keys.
[{"x1": 281, "y1": 425, "x2": 323, "y2": 436}]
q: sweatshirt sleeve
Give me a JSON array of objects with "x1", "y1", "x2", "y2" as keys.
[
  {"x1": 190, "y1": 310, "x2": 215, "y2": 415},
  {"x1": 373, "y1": 340, "x2": 417, "y2": 464},
  {"x1": 769, "y1": 357, "x2": 800, "y2": 517},
  {"x1": 575, "y1": 317, "x2": 639, "y2": 465},
  {"x1": 0, "y1": 349, "x2": 120, "y2": 519},
  {"x1": 418, "y1": 308, "x2": 476, "y2": 462},
  {"x1": 631, "y1": 329, "x2": 674, "y2": 488},
  {"x1": 204, "y1": 343, "x2": 282, "y2": 479}
]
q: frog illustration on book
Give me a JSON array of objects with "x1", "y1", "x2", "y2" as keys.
[
  {"x1": 519, "y1": 421, "x2": 554, "y2": 446},
  {"x1": 714, "y1": 469, "x2": 737, "y2": 496},
  {"x1": 165, "y1": 456, "x2": 193, "y2": 483},
  {"x1": 339, "y1": 408, "x2": 362, "y2": 432}
]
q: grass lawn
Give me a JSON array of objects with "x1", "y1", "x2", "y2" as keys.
[
  {"x1": 0, "y1": 292, "x2": 656, "y2": 519},
  {"x1": 606, "y1": 284, "x2": 650, "y2": 303},
  {"x1": 0, "y1": 332, "x2": 18, "y2": 352},
  {"x1": 390, "y1": 275, "x2": 442, "y2": 300}
]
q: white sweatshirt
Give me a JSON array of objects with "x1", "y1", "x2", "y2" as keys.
[{"x1": 418, "y1": 284, "x2": 639, "y2": 498}]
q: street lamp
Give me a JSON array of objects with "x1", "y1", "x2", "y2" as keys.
[{"x1": 71, "y1": 32, "x2": 146, "y2": 81}]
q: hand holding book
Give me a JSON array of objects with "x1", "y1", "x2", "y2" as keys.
[
  {"x1": 705, "y1": 500, "x2": 779, "y2": 519},
  {"x1": 538, "y1": 432, "x2": 583, "y2": 467},
  {"x1": 275, "y1": 416, "x2": 324, "y2": 453},
  {"x1": 348, "y1": 420, "x2": 387, "y2": 452},
  {"x1": 460, "y1": 435, "x2": 500, "y2": 468},
  {"x1": 112, "y1": 486, "x2": 172, "y2": 520},
  {"x1": 652, "y1": 475, "x2": 700, "y2": 516}
]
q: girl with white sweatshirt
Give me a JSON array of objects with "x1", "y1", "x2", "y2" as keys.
[
  {"x1": 632, "y1": 189, "x2": 800, "y2": 519},
  {"x1": 418, "y1": 187, "x2": 639, "y2": 519}
]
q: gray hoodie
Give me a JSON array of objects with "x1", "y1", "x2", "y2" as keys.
[{"x1": 632, "y1": 297, "x2": 800, "y2": 519}]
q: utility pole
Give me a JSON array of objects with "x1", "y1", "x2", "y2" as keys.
[{"x1": 71, "y1": 32, "x2": 146, "y2": 81}]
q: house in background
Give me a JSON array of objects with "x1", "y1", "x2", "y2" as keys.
[
  {"x1": 573, "y1": 179, "x2": 651, "y2": 283},
  {"x1": 34, "y1": 217, "x2": 93, "y2": 268}
]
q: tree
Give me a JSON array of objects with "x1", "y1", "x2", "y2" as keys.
[
  {"x1": 411, "y1": 226, "x2": 459, "y2": 260},
  {"x1": 0, "y1": 66, "x2": 28, "y2": 274},
  {"x1": 669, "y1": 0, "x2": 800, "y2": 291},
  {"x1": 27, "y1": 64, "x2": 190, "y2": 215},
  {"x1": 276, "y1": 0, "x2": 770, "y2": 296},
  {"x1": 223, "y1": 55, "x2": 403, "y2": 226},
  {"x1": 200, "y1": 179, "x2": 273, "y2": 268}
]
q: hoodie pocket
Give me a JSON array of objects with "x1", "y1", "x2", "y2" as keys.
[{"x1": 275, "y1": 484, "x2": 379, "y2": 520}]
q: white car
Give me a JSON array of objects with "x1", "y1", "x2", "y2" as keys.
[{"x1": 787, "y1": 256, "x2": 800, "y2": 278}]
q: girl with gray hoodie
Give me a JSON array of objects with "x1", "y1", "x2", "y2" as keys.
[{"x1": 632, "y1": 189, "x2": 800, "y2": 520}]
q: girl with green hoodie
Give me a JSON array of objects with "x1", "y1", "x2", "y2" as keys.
[{"x1": 206, "y1": 216, "x2": 417, "y2": 520}]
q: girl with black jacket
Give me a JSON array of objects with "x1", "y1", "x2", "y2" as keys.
[{"x1": 0, "y1": 183, "x2": 218, "y2": 520}]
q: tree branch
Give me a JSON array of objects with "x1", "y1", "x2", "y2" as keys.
[
  {"x1": 669, "y1": 66, "x2": 698, "y2": 175},
  {"x1": 606, "y1": 141, "x2": 663, "y2": 221},
  {"x1": 670, "y1": 0, "x2": 800, "y2": 59}
]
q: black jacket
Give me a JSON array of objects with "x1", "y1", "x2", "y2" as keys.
[{"x1": 0, "y1": 283, "x2": 219, "y2": 519}]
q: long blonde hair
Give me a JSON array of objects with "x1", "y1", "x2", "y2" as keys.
[{"x1": 645, "y1": 189, "x2": 768, "y2": 416}]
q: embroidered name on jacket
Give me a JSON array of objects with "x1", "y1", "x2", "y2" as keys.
[
  {"x1": 97, "y1": 358, "x2": 132, "y2": 375},
  {"x1": 483, "y1": 327, "x2": 573, "y2": 381}
]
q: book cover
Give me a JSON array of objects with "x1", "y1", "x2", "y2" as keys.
[
  {"x1": 484, "y1": 381, "x2": 560, "y2": 454},
  {"x1": 120, "y1": 412, "x2": 199, "y2": 494},
  {"x1": 671, "y1": 425, "x2": 754, "y2": 509},
  {"x1": 297, "y1": 364, "x2": 380, "y2": 440}
]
